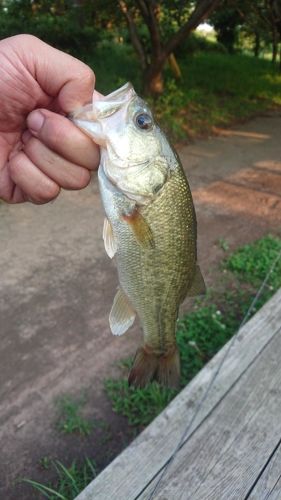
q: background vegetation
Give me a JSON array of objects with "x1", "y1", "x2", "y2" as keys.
[{"x1": 0, "y1": 1, "x2": 281, "y2": 141}]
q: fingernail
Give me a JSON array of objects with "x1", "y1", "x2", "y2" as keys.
[{"x1": 27, "y1": 111, "x2": 45, "y2": 134}]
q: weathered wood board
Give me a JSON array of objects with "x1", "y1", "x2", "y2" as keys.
[
  {"x1": 248, "y1": 442, "x2": 281, "y2": 500},
  {"x1": 141, "y1": 322, "x2": 281, "y2": 499},
  {"x1": 76, "y1": 289, "x2": 281, "y2": 500}
]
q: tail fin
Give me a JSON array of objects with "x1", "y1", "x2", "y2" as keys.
[{"x1": 128, "y1": 346, "x2": 180, "y2": 389}]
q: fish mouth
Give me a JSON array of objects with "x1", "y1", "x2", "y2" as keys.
[
  {"x1": 71, "y1": 82, "x2": 135, "y2": 121},
  {"x1": 71, "y1": 82, "x2": 136, "y2": 145}
]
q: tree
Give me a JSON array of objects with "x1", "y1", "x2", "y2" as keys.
[
  {"x1": 118, "y1": 0, "x2": 222, "y2": 95},
  {"x1": 212, "y1": 0, "x2": 281, "y2": 67},
  {"x1": 211, "y1": 3, "x2": 242, "y2": 53}
]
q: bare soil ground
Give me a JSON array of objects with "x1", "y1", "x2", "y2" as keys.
[{"x1": 1, "y1": 112, "x2": 281, "y2": 499}]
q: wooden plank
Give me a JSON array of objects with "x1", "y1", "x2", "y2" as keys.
[
  {"x1": 76, "y1": 290, "x2": 281, "y2": 500},
  {"x1": 248, "y1": 442, "x2": 281, "y2": 499},
  {"x1": 141, "y1": 324, "x2": 281, "y2": 499}
]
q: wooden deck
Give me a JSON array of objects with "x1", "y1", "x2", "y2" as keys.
[{"x1": 76, "y1": 289, "x2": 281, "y2": 500}]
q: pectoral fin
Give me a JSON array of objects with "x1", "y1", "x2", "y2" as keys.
[
  {"x1": 187, "y1": 265, "x2": 206, "y2": 296},
  {"x1": 122, "y1": 209, "x2": 155, "y2": 249},
  {"x1": 103, "y1": 218, "x2": 117, "y2": 258},
  {"x1": 109, "y1": 288, "x2": 136, "y2": 336}
]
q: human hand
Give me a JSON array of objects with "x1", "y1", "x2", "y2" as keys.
[{"x1": 0, "y1": 35, "x2": 99, "y2": 204}]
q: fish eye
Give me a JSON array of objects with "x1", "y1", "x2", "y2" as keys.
[{"x1": 135, "y1": 112, "x2": 153, "y2": 130}]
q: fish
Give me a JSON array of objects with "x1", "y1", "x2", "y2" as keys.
[{"x1": 72, "y1": 82, "x2": 205, "y2": 389}]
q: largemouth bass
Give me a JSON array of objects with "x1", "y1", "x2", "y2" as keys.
[{"x1": 72, "y1": 83, "x2": 205, "y2": 388}]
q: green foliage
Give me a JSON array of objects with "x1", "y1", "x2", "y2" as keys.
[
  {"x1": 85, "y1": 43, "x2": 141, "y2": 95},
  {"x1": 177, "y1": 306, "x2": 233, "y2": 384},
  {"x1": 0, "y1": 10, "x2": 101, "y2": 56},
  {"x1": 105, "y1": 380, "x2": 175, "y2": 427},
  {"x1": 152, "y1": 79, "x2": 186, "y2": 139},
  {"x1": 106, "y1": 235, "x2": 281, "y2": 427},
  {"x1": 218, "y1": 237, "x2": 230, "y2": 252},
  {"x1": 1, "y1": 2, "x2": 280, "y2": 142},
  {"x1": 162, "y1": 52, "x2": 281, "y2": 140},
  {"x1": 56, "y1": 395, "x2": 93, "y2": 436},
  {"x1": 211, "y1": 3, "x2": 242, "y2": 53},
  {"x1": 85, "y1": 40, "x2": 274, "y2": 144},
  {"x1": 24, "y1": 458, "x2": 97, "y2": 500},
  {"x1": 175, "y1": 32, "x2": 227, "y2": 57},
  {"x1": 225, "y1": 235, "x2": 281, "y2": 291}
]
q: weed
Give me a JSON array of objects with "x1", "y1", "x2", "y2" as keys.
[
  {"x1": 24, "y1": 459, "x2": 97, "y2": 500},
  {"x1": 39, "y1": 457, "x2": 52, "y2": 470},
  {"x1": 117, "y1": 357, "x2": 133, "y2": 370},
  {"x1": 218, "y1": 237, "x2": 230, "y2": 252},
  {"x1": 105, "y1": 380, "x2": 175, "y2": 427},
  {"x1": 56, "y1": 395, "x2": 92, "y2": 436},
  {"x1": 225, "y1": 235, "x2": 281, "y2": 291}
]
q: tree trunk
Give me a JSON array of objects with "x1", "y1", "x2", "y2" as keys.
[
  {"x1": 254, "y1": 32, "x2": 260, "y2": 58},
  {"x1": 143, "y1": 66, "x2": 164, "y2": 96},
  {"x1": 168, "y1": 53, "x2": 182, "y2": 79},
  {"x1": 272, "y1": 27, "x2": 278, "y2": 63}
]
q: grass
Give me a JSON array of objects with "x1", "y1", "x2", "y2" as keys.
[
  {"x1": 24, "y1": 459, "x2": 97, "y2": 500},
  {"x1": 105, "y1": 235, "x2": 281, "y2": 428},
  {"x1": 56, "y1": 395, "x2": 93, "y2": 436},
  {"x1": 154, "y1": 53, "x2": 281, "y2": 140},
  {"x1": 226, "y1": 235, "x2": 281, "y2": 292},
  {"x1": 85, "y1": 44, "x2": 281, "y2": 141}
]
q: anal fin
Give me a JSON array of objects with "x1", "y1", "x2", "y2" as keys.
[
  {"x1": 109, "y1": 288, "x2": 136, "y2": 336},
  {"x1": 187, "y1": 265, "x2": 206, "y2": 297}
]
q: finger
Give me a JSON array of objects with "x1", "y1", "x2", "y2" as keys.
[
  {"x1": 9, "y1": 151, "x2": 60, "y2": 204},
  {"x1": 23, "y1": 136, "x2": 91, "y2": 190},
  {"x1": 11, "y1": 35, "x2": 96, "y2": 112},
  {"x1": 26, "y1": 109, "x2": 100, "y2": 170}
]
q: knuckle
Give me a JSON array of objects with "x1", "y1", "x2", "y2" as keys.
[
  {"x1": 24, "y1": 136, "x2": 39, "y2": 157},
  {"x1": 35, "y1": 182, "x2": 60, "y2": 203},
  {"x1": 66, "y1": 168, "x2": 91, "y2": 190},
  {"x1": 8, "y1": 154, "x2": 21, "y2": 177},
  {"x1": 43, "y1": 118, "x2": 65, "y2": 150},
  {"x1": 77, "y1": 168, "x2": 91, "y2": 189},
  {"x1": 79, "y1": 65, "x2": 95, "y2": 89}
]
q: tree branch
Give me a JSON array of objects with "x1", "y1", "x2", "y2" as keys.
[
  {"x1": 136, "y1": 0, "x2": 162, "y2": 58},
  {"x1": 163, "y1": 0, "x2": 222, "y2": 60},
  {"x1": 118, "y1": 0, "x2": 147, "y2": 69}
]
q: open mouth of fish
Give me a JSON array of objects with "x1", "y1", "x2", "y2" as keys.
[{"x1": 71, "y1": 82, "x2": 136, "y2": 144}]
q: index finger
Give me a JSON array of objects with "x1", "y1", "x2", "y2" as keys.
[{"x1": 27, "y1": 109, "x2": 100, "y2": 170}]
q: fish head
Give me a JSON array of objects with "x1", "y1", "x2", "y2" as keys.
[{"x1": 72, "y1": 82, "x2": 177, "y2": 203}]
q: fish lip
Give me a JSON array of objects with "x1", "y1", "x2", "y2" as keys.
[
  {"x1": 101, "y1": 82, "x2": 135, "y2": 102},
  {"x1": 71, "y1": 82, "x2": 136, "y2": 123}
]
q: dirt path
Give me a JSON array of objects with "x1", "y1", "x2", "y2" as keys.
[{"x1": 1, "y1": 112, "x2": 281, "y2": 499}]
